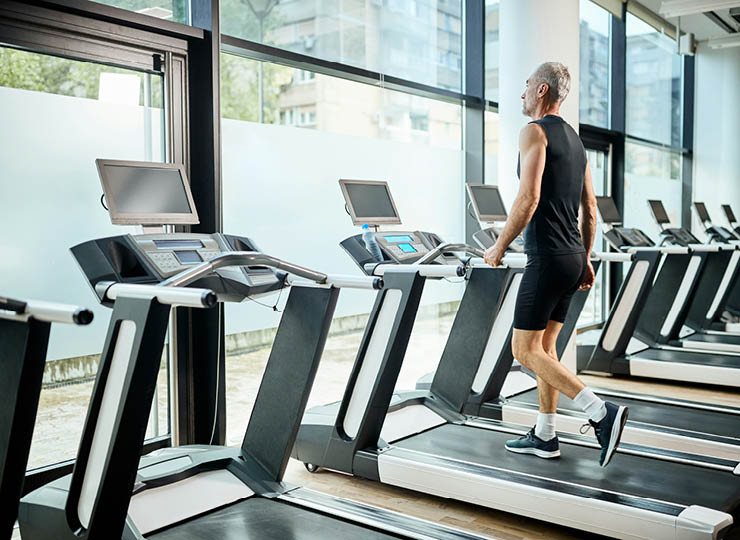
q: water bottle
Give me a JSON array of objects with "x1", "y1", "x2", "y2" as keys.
[{"x1": 362, "y1": 224, "x2": 382, "y2": 261}]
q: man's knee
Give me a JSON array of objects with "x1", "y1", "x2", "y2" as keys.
[{"x1": 512, "y1": 332, "x2": 539, "y2": 365}]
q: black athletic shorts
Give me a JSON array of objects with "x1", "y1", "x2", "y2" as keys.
[{"x1": 514, "y1": 252, "x2": 588, "y2": 331}]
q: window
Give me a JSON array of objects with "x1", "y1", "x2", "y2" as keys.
[
  {"x1": 626, "y1": 14, "x2": 682, "y2": 146},
  {"x1": 484, "y1": 0, "x2": 500, "y2": 102},
  {"x1": 220, "y1": 53, "x2": 463, "y2": 445},
  {"x1": 624, "y1": 141, "x2": 683, "y2": 236},
  {"x1": 0, "y1": 46, "x2": 168, "y2": 468},
  {"x1": 90, "y1": 0, "x2": 189, "y2": 24},
  {"x1": 579, "y1": 0, "x2": 611, "y2": 128},
  {"x1": 220, "y1": 0, "x2": 463, "y2": 92}
]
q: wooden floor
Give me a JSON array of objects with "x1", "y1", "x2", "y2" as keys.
[{"x1": 284, "y1": 373, "x2": 740, "y2": 540}]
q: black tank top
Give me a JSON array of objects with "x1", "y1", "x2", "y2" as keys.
[{"x1": 517, "y1": 115, "x2": 587, "y2": 255}]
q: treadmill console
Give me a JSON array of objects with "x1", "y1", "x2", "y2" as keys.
[
  {"x1": 374, "y1": 232, "x2": 431, "y2": 262},
  {"x1": 603, "y1": 228, "x2": 654, "y2": 251},
  {"x1": 472, "y1": 227, "x2": 524, "y2": 252},
  {"x1": 71, "y1": 232, "x2": 283, "y2": 306},
  {"x1": 659, "y1": 228, "x2": 701, "y2": 247}
]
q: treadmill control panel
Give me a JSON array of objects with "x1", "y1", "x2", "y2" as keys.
[
  {"x1": 660, "y1": 228, "x2": 700, "y2": 247},
  {"x1": 374, "y1": 232, "x2": 430, "y2": 262},
  {"x1": 71, "y1": 232, "x2": 282, "y2": 305},
  {"x1": 604, "y1": 227, "x2": 654, "y2": 250},
  {"x1": 472, "y1": 227, "x2": 524, "y2": 252}
]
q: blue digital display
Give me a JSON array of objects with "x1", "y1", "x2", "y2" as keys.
[
  {"x1": 384, "y1": 235, "x2": 414, "y2": 243},
  {"x1": 398, "y1": 243, "x2": 417, "y2": 253}
]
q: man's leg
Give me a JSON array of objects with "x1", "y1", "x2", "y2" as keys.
[{"x1": 530, "y1": 321, "x2": 564, "y2": 442}]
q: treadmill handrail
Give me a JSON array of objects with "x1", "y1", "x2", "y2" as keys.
[
  {"x1": 627, "y1": 245, "x2": 688, "y2": 255},
  {"x1": 286, "y1": 273, "x2": 383, "y2": 290},
  {"x1": 593, "y1": 252, "x2": 633, "y2": 263},
  {"x1": 468, "y1": 253, "x2": 528, "y2": 269},
  {"x1": 95, "y1": 282, "x2": 217, "y2": 308},
  {"x1": 368, "y1": 263, "x2": 465, "y2": 278},
  {"x1": 161, "y1": 251, "x2": 328, "y2": 287},
  {"x1": 0, "y1": 297, "x2": 94, "y2": 325},
  {"x1": 688, "y1": 244, "x2": 726, "y2": 252},
  {"x1": 414, "y1": 242, "x2": 485, "y2": 265}
]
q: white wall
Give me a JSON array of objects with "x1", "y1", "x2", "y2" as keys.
[{"x1": 692, "y1": 43, "x2": 740, "y2": 233}]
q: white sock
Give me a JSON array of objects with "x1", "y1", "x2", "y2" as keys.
[
  {"x1": 534, "y1": 413, "x2": 557, "y2": 441},
  {"x1": 572, "y1": 388, "x2": 607, "y2": 423}
]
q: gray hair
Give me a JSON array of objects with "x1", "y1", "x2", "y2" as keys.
[{"x1": 533, "y1": 62, "x2": 571, "y2": 104}]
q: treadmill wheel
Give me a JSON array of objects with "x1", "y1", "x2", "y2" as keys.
[{"x1": 304, "y1": 463, "x2": 320, "y2": 473}]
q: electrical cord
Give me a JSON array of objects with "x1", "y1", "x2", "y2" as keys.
[{"x1": 100, "y1": 193, "x2": 109, "y2": 211}]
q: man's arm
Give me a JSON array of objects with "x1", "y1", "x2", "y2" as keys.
[
  {"x1": 493, "y1": 124, "x2": 546, "y2": 251},
  {"x1": 580, "y1": 162, "x2": 597, "y2": 255}
]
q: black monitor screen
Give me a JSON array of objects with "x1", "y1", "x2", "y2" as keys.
[
  {"x1": 469, "y1": 185, "x2": 507, "y2": 220},
  {"x1": 722, "y1": 204, "x2": 737, "y2": 223},
  {"x1": 104, "y1": 165, "x2": 192, "y2": 214},
  {"x1": 694, "y1": 202, "x2": 711, "y2": 223},
  {"x1": 648, "y1": 200, "x2": 670, "y2": 224},
  {"x1": 345, "y1": 183, "x2": 398, "y2": 219},
  {"x1": 596, "y1": 196, "x2": 621, "y2": 224}
]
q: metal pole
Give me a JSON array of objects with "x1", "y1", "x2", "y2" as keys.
[{"x1": 258, "y1": 17, "x2": 264, "y2": 123}]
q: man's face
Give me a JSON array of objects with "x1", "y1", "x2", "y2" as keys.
[{"x1": 521, "y1": 73, "x2": 542, "y2": 117}]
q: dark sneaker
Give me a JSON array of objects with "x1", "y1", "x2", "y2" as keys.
[
  {"x1": 588, "y1": 402, "x2": 629, "y2": 467},
  {"x1": 505, "y1": 428, "x2": 560, "y2": 458}
]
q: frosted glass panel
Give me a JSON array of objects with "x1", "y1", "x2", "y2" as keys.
[
  {"x1": 222, "y1": 119, "x2": 465, "y2": 337},
  {"x1": 624, "y1": 141, "x2": 682, "y2": 240}
]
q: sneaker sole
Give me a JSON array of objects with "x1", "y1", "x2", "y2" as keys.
[
  {"x1": 601, "y1": 406, "x2": 628, "y2": 468},
  {"x1": 505, "y1": 446, "x2": 561, "y2": 459}
]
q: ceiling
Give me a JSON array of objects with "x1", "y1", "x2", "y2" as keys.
[{"x1": 639, "y1": 0, "x2": 740, "y2": 40}]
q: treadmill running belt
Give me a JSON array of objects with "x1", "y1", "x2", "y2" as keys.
[
  {"x1": 511, "y1": 389, "x2": 740, "y2": 440},
  {"x1": 149, "y1": 497, "x2": 404, "y2": 539},
  {"x1": 685, "y1": 333, "x2": 740, "y2": 346},
  {"x1": 393, "y1": 424, "x2": 740, "y2": 513},
  {"x1": 633, "y1": 347, "x2": 740, "y2": 368}
]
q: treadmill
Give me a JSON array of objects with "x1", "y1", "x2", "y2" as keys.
[
  {"x1": 0, "y1": 296, "x2": 93, "y2": 540},
  {"x1": 430, "y1": 191, "x2": 740, "y2": 464},
  {"x1": 294, "y1": 181, "x2": 740, "y2": 540},
  {"x1": 18, "y1": 161, "x2": 491, "y2": 540},
  {"x1": 583, "y1": 198, "x2": 740, "y2": 388},
  {"x1": 721, "y1": 203, "x2": 740, "y2": 325}
]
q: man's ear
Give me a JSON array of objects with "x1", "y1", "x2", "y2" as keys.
[{"x1": 537, "y1": 83, "x2": 549, "y2": 98}]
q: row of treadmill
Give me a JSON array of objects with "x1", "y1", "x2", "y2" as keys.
[{"x1": 1, "y1": 160, "x2": 739, "y2": 540}]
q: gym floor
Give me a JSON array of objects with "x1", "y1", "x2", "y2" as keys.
[{"x1": 18, "y1": 312, "x2": 740, "y2": 540}]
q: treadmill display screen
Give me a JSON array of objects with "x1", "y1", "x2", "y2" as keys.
[
  {"x1": 105, "y1": 165, "x2": 192, "y2": 214},
  {"x1": 469, "y1": 185, "x2": 507, "y2": 220},
  {"x1": 398, "y1": 243, "x2": 417, "y2": 253},
  {"x1": 694, "y1": 202, "x2": 711, "y2": 223},
  {"x1": 154, "y1": 240, "x2": 204, "y2": 249},
  {"x1": 596, "y1": 196, "x2": 621, "y2": 224},
  {"x1": 174, "y1": 250, "x2": 202, "y2": 264},
  {"x1": 384, "y1": 235, "x2": 414, "y2": 243},
  {"x1": 345, "y1": 183, "x2": 397, "y2": 219},
  {"x1": 648, "y1": 200, "x2": 671, "y2": 224},
  {"x1": 722, "y1": 204, "x2": 737, "y2": 223}
]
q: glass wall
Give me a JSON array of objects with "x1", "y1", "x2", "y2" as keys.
[
  {"x1": 89, "y1": 0, "x2": 189, "y2": 24},
  {"x1": 626, "y1": 14, "x2": 682, "y2": 146},
  {"x1": 579, "y1": 0, "x2": 610, "y2": 128},
  {"x1": 484, "y1": 0, "x2": 499, "y2": 102},
  {"x1": 221, "y1": 0, "x2": 463, "y2": 92},
  {"x1": 220, "y1": 53, "x2": 464, "y2": 445},
  {"x1": 624, "y1": 141, "x2": 682, "y2": 236},
  {"x1": 0, "y1": 46, "x2": 169, "y2": 468}
]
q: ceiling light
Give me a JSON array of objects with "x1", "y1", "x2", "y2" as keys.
[{"x1": 660, "y1": 0, "x2": 740, "y2": 18}]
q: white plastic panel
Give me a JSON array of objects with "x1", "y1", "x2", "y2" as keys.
[
  {"x1": 78, "y1": 320, "x2": 137, "y2": 528},
  {"x1": 676, "y1": 506, "x2": 733, "y2": 540},
  {"x1": 630, "y1": 357, "x2": 740, "y2": 387},
  {"x1": 660, "y1": 256, "x2": 702, "y2": 337},
  {"x1": 602, "y1": 261, "x2": 650, "y2": 352},
  {"x1": 377, "y1": 452, "x2": 725, "y2": 540},
  {"x1": 499, "y1": 371, "x2": 538, "y2": 398},
  {"x1": 128, "y1": 469, "x2": 254, "y2": 534},
  {"x1": 380, "y1": 405, "x2": 446, "y2": 444},
  {"x1": 472, "y1": 274, "x2": 522, "y2": 393},
  {"x1": 682, "y1": 339, "x2": 740, "y2": 354},
  {"x1": 707, "y1": 251, "x2": 740, "y2": 319},
  {"x1": 343, "y1": 289, "x2": 403, "y2": 438}
]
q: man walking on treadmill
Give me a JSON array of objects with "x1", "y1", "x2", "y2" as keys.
[{"x1": 483, "y1": 62, "x2": 628, "y2": 467}]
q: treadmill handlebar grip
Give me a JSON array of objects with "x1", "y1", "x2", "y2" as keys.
[
  {"x1": 161, "y1": 251, "x2": 328, "y2": 287},
  {"x1": 593, "y1": 252, "x2": 633, "y2": 262},
  {"x1": 468, "y1": 254, "x2": 526, "y2": 269},
  {"x1": 627, "y1": 246, "x2": 688, "y2": 255},
  {"x1": 371, "y1": 264, "x2": 464, "y2": 278},
  {"x1": 96, "y1": 282, "x2": 217, "y2": 309},
  {"x1": 688, "y1": 244, "x2": 722, "y2": 252},
  {"x1": 414, "y1": 242, "x2": 486, "y2": 265},
  {"x1": 287, "y1": 274, "x2": 383, "y2": 290},
  {"x1": 0, "y1": 298, "x2": 94, "y2": 325}
]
